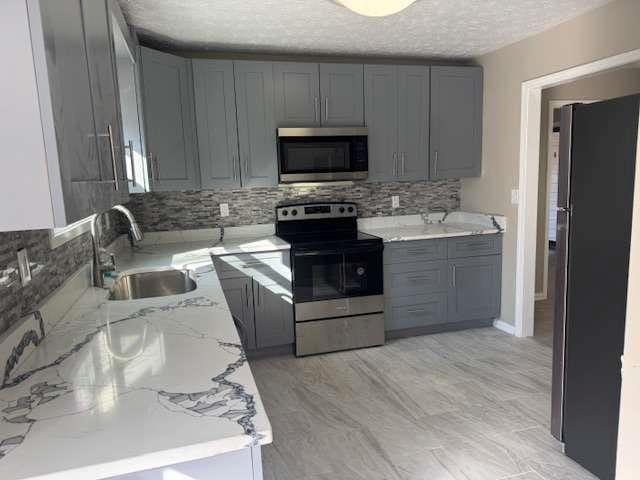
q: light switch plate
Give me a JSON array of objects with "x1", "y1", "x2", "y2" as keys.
[
  {"x1": 511, "y1": 189, "x2": 519, "y2": 205},
  {"x1": 220, "y1": 203, "x2": 230, "y2": 217},
  {"x1": 392, "y1": 196, "x2": 400, "y2": 209},
  {"x1": 17, "y1": 248, "x2": 31, "y2": 286}
]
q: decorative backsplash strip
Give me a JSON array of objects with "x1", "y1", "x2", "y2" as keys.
[
  {"x1": 127, "y1": 180, "x2": 461, "y2": 232},
  {"x1": 0, "y1": 212, "x2": 122, "y2": 337}
]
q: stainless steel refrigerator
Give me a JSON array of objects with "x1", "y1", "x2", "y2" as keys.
[{"x1": 551, "y1": 94, "x2": 640, "y2": 480}]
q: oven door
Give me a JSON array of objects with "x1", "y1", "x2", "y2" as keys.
[
  {"x1": 291, "y1": 245, "x2": 383, "y2": 303},
  {"x1": 277, "y1": 128, "x2": 368, "y2": 182}
]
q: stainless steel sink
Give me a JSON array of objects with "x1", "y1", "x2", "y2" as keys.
[{"x1": 109, "y1": 268, "x2": 197, "y2": 301}]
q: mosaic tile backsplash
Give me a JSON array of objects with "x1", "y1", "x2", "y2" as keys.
[
  {"x1": 128, "y1": 180, "x2": 461, "y2": 231},
  {"x1": 0, "y1": 213, "x2": 122, "y2": 337}
]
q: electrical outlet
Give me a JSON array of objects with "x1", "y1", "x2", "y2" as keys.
[
  {"x1": 220, "y1": 203, "x2": 230, "y2": 217},
  {"x1": 17, "y1": 248, "x2": 31, "y2": 286},
  {"x1": 392, "y1": 196, "x2": 400, "y2": 209},
  {"x1": 511, "y1": 189, "x2": 519, "y2": 205}
]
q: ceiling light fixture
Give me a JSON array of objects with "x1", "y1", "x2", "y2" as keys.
[{"x1": 334, "y1": 0, "x2": 418, "y2": 17}]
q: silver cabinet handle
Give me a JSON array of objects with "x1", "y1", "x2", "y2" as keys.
[
  {"x1": 107, "y1": 124, "x2": 118, "y2": 191},
  {"x1": 244, "y1": 158, "x2": 249, "y2": 178},
  {"x1": 434, "y1": 150, "x2": 439, "y2": 176},
  {"x1": 324, "y1": 97, "x2": 329, "y2": 122},
  {"x1": 125, "y1": 140, "x2": 135, "y2": 185},
  {"x1": 147, "y1": 152, "x2": 154, "y2": 180},
  {"x1": 452, "y1": 265, "x2": 457, "y2": 287},
  {"x1": 314, "y1": 96, "x2": 319, "y2": 123},
  {"x1": 401, "y1": 152, "x2": 406, "y2": 175},
  {"x1": 154, "y1": 155, "x2": 160, "y2": 180},
  {"x1": 256, "y1": 285, "x2": 261, "y2": 307},
  {"x1": 393, "y1": 152, "x2": 398, "y2": 177},
  {"x1": 244, "y1": 283, "x2": 249, "y2": 307},
  {"x1": 232, "y1": 157, "x2": 237, "y2": 180}
]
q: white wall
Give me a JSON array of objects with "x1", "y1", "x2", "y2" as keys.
[
  {"x1": 463, "y1": 0, "x2": 640, "y2": 327},
  {"x1": 615, "y1": 108, "x2": 640, "y2": 480}
]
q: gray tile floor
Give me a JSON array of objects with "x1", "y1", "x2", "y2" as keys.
[{"x1": 251, "y1": 249, "x2": 596, "y2": 480}]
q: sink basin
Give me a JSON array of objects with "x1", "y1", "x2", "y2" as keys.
[{"x1": 109, "y1": 268, "x2": 197, "y2": 301}]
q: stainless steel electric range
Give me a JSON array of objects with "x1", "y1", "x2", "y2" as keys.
[{"x1": 275, "y1": 202, "x2": 384, "y2": 357}]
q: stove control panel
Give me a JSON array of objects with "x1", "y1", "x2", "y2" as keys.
[{"x1": 276, "y1": 202, "x2": 357, "y2": 221}]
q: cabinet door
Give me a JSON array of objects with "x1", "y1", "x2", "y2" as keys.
[
  {"x1": 430, "y1": 66, "x2": 483, "y2": 179},
  {"x1": 253, "y1": 282, "x2": 294, "y2": 348},
  {"x1": 397, "y1": 66, "x2": 429, "y2": 181},
  {"x1": 448, "y1": 255, "x2": 501, "y2": 323},
  {"x1": 234, "y1": 61, "x2": 278, "y2": 187},
  {"x1": 273, "y1": 62, "x2": 320, "y2": 126},
  {"x1": 364, "y1": 65, "x2": 398, "y2": 182},
  {"x1": 33, "y1": 0, "x2": 116, "y2": 224},
  {"x1": 319, "y1": 63, "x2": 364, "y2": 126},
  {"x1": 140, "y1": 47, "x2": 199, "y2": 191},
  {"x1": 193, "y1": 60, "x2": 240, "y2": 189},
  {"x1": 220, "y1": 277, "x2": 256, "y2": 350},
  {"x1": 81, "y1": 0, "x2": 129, "y2": 207}
]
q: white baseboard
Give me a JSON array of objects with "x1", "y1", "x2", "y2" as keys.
[{"x1": 493, "y1": 319, "x2": 516, "y2": 335}]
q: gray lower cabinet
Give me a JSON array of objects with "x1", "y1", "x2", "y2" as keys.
[
  {"x1": 273, "y1": 62, "x2": 320, "y2": 126},
  {"x1": 140, "y1": 47, "x2": 200, "y2": 191},
  {"x1": 384, "y1": 235, "x2": 502, "y2": 334},
  {"x1": 253, "y1": 283, "x2": 294, "y2": 348},
  {"x1": 192, "y1": 59, "x2": 241, "y2": 189},
  {"x1": 448, "y1": 255, "x2": 501, "y2": 323},
  {"x1": 319, "y1": 63, "x2": 364, "y2": 126},
  {"x1": 430, "y1": 66, "x2": 483, "y2": 179},
  {"x1": 220, "y1": 276, "x2": 256, "y2": 350},
  {"x1": 214, "y1": 251, "x2": 294, "y2": 351},
  {"x1": 365, "y1": 64, "x2": 429, "y2": 182},
  {"x1": 234, "y1": 61, "x2": 279, "y2": 187}
]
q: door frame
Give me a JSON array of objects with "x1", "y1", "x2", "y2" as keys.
[{"x1": 515, "y1": 48, "x2": 640, "y2": 337}]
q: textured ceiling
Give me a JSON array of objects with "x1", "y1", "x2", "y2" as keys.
[{"x1": 118, "y1": 0, "x2": 613, "y2": 59}]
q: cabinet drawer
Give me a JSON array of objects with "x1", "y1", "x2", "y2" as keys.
[
  {"x1": 385, "y1": 239, "x2": 447, "y2": 264},
  {"x1": 386, "y1": 293, "x2": 447, "y2": 331},
  {"x1": 213, "y1": 251, "x2": 291, "y2": 282},
  {"x1": 386, "y1": 260, "x2": 447, "y2": 297},
  {"x1": 447, "y1": 234, "x2": 502, "y2": 259}
]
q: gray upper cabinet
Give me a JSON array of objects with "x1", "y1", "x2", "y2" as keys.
[
  {"x1": 140, "y1": 47, "x2": 200, "y2": 191},
  {"x1": 274, "y1": 62, "x2": 320, "y2": 126},
  {"x1": 81, "y1": 0, "x2": 129, "y2": 206},
  {"x1": 448, "y1": 255, "x2": 501, "y2": 323},
  {"x1": 365, "y1": 64, "x2": 429, "y2": 182},
  {"x1": 430, "y1": 66, "x2": 483, "y2": 179},
  {"x1": 364, "y1": 65, "x2": 398, "y2": 181},
  {"x1": 319, "y1": 63, "x2": 364, "y2": 126},
  {"x1": 193, "y1": 60, "x2": 241, "y2": 189},
  {"x1": 397, "y1": 66, "x2": 429, "y2": 181},
  {"x1": 24, "y1": 0, "x2": 119, "y2": 225},
  {"x1": 234, "y1": 61, "x2": 279, "y2": 187}
]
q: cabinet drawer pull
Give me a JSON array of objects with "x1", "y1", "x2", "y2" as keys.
[
  {"x1": 125, "y1": 140, "x2": 135, "y2": 185},
  {"x1": 314, "y1": 96, "x2": 319, "y2": 122},
  {"x1": 406, "y1": 309, "x2": 434, "y2": 315},
  {"x1": 401, "y1": 152, "x2": 406, "y2": 175},
  {"x1": 452, "y1": 265, "x2": 457, "y2": 287},
  {"x1": 463, "y1": 242, "x2": 491, "y2": 250},
  {"x1": 244, "y1": 284, "x2": 249, "y2": 307},
  {"x1": 405, "y1": 249, "x2": 432, "y2": 256},
  {"x1": 393, "y1": 152, "x2": 398, "y2": 177},
  {"x1": 107, "y1": 124, "x2": 118, "y2": 191},
  {"x1": 434, "y1": 150, "x2": 439, "y2": 176},
  {"x1": 325, "y1": 96, "x2": 329, "y2": 121},
  {"x1": 406, "y1": 275, "x2": 432, "y2": 283}
]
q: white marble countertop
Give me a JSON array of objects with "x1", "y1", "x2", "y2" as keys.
[
  {"x1": 209, "y1": 235, "x2": 290, "y2": 256},
  {"x1": 0, "y1": 242, "x2": 272, "y2": 480},
  {"x1": 358, "y1": 212, "x2": 506, "y2": 243}
]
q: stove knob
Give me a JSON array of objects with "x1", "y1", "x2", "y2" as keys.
[
  {"x1": 281, "y1": 210, "x2": 288, "y2": 217},
  {"x1": 347, "y1": 206, "x2": 354, "y2": 213},
  {"x1": 339, "y1": 207, "x2": 345, "y2": 214},
  {"x1": 291, "y1": 209, "x2": 298, "y2": 216}
]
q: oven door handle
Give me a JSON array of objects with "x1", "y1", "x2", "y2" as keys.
[{"x1": 293, "y1": 246, "x2": 383, "y2": 257}]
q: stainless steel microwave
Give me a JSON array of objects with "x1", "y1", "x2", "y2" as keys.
[{"x1": 277, "y1": 127, "x2": 368, "y2": 183}]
